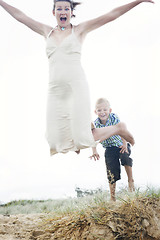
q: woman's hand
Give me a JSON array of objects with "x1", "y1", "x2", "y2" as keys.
[
  {"x1": 79, "y1": 0, "x2": 155, "y2": 35},
  {"x1": 0, "y1": 0, "x2": 51, "y2": 37},
  {"x1": 138, "y1": 0, "x2": 154, "y2": 3}
]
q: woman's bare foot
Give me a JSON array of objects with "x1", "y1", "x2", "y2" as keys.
[
  {"x1": 75, "y1": 150, "x2": 80, "y2": 154},
  {"x1": 118, "y1": 122, "x2": 135, "y2": 146}
]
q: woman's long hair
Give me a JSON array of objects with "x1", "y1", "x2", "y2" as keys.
[{"x1": 53, "y1": 0, "x2": 81, "y2": 17}]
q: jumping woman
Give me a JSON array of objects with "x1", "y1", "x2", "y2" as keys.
[{"x1": 0, "y1": 0, "x2": 153, "y2": 155}]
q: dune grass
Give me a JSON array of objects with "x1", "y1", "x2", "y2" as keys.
[
  {"x1": 0, "y1": 186, "x2": 159, "y2": 215},
  {"x1": 0, "y1": 187, "x2": 159, "y2": 239},
  {"x1": 39, "y1": 186, "x2": 160, "y2": 240}
]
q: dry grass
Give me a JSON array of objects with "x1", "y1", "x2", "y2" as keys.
[
  {"x1": 0, "y1": 187, "x2": 160, "y2": 239},
  {"x1": 33, "y1": 187, "x2": 160, "y2": 240},
  {"x1": 40, "y1": 196, "x2": 160, "y2": 239}
]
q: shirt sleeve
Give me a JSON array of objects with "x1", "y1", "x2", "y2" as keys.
[
  {"x1": 94, "y1": 118, "x2": 101, "y2": 128},
  {"x1": 111, "y1": 113, "x2": 120, "y2": 125}
]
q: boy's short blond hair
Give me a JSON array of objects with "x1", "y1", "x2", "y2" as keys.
[{"x1": 95, "y1": 98, "x2": 110, "y2": 109}]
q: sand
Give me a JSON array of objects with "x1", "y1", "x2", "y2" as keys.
[{"x1": 0, "y1": 198, "x2": 160, "y2": 240}]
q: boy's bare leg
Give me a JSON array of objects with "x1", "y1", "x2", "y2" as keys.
[
  {"x1": 124, "y1": 165, "x2": 135, "y2": 191},
  {"x1": 92, "y1": 122, "x2": 135, "y2": 146},
  {"x1": 109, "y1": 183, "x2": 116, "y2": 201}
]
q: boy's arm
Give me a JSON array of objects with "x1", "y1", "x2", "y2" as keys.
[
  {"x1": 89, "y1": 147, "x2": 100, "y2": 161},
  {"x1": 120, "y1": 138, "x2": 128, "y2": 153},
  {"x1": 0, "y1": 0, "x2": 51, "y2": 37},
  {"x1": 78, "y1": 0, "x2": 154, "y2": 36}
]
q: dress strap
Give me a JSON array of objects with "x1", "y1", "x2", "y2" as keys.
[
  {"x1": 47, "y1": 28, "x2": 54, "y2": 38},
  {"x1": 72, "y1": 24, "x2": 74, "y2": 34}
]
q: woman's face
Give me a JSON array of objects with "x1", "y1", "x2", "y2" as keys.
[{"x1": 53, "y1": 1, "x2": 73, "y2": 27}]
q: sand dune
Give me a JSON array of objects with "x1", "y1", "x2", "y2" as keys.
[{"x1": 0, "y1": 197, "x2": 159, "y2": 240}]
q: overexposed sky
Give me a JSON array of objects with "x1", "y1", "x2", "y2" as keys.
[{"x1": 0, "y1": 0, "x2": 160, "y2": 203}]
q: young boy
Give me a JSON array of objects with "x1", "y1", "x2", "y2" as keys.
[{"x1": 91, "y1": 98, "x2": 135, "y2": 201}]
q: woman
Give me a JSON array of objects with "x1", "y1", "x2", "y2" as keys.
[{"x1": 0, "y1": 0, "x2": 153, "y2": 155}]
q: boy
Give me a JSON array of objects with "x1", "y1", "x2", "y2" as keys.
[{"x1": 91, "y1": 98, "x2": 135, "y2": 201}]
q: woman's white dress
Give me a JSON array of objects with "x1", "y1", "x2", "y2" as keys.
[{"x1": 45, "y1": 27, "x2": 96, "y2": 155}]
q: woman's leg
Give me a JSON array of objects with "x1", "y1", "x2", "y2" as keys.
[{"x1": 92, "y1": 122, "x2": 135, "y2": 146}]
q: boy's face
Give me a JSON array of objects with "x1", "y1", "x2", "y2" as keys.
[{"x1": 95, "y1": 102, "x2": 112, "y2": 124}]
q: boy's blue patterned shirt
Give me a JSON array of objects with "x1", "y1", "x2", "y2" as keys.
[{"x1": 94, "y1": 113, "x2": 123, "y2": 148}]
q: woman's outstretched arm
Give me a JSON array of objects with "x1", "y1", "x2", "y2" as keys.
[
  {"x1": 78, "y1": 0, "x2": 154, "y2": 35},
  {"x1": 0, "y1": 0, "x2": 51, "y2": 37}
]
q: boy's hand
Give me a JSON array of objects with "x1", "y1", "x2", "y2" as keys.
[
  {"x1": 89, "y1": 148, "x2": 100, "y2": 161},
  {"x1": 119, "y1": 142, "x2": 128, "y2": 154},
  {"x1": 89, "y1": 152, "x2": 100, "y2": 161}
]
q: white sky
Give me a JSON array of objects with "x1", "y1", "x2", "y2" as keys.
[{"x1": 0, "y1": 0, "x2": 160, "y2": 203}]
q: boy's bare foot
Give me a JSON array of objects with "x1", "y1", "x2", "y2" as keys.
[
  {"x1": 128, "y1": 180, "x2": 135, "y2": 192},
  {"x1": 118, "y1": 122, "x2": 135, "y2": 146},
  {"x1": 110, "y1": 196, "x2": 116, "y2": 202}
]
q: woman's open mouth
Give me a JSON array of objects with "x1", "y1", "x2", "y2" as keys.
[{"x1": 60, "y1": 17, "x2": 67, "y2": 23}]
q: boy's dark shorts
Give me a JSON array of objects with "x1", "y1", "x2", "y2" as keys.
[{"x1": 104, "y1": 143, "x2": 133, "y2": 184}]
